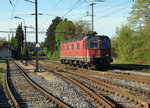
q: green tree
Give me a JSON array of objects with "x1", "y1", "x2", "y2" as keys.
[
  {"x1": 115, "y1": 24, "x2": 134, "y2": 62},
  {"x1": 22, "y1": 47, "x2": 29, "y2": 59},
  {"x1": 128, "y1": 0, "x2": 150, "y2": 63},
  {"x1": 111, "y1": 0, "x2": 150, "y2": 64},
  {"x1": 44, "y1": 16, "x2": 62, "y2": 57},
  {"x1": 55, "y1": 19, "x2": 75, "y2": 43},
  {"x1": 74, "y1": 20, "x2": 91, "y2": 36},
  {"x1": 128, "y1": 0, "x2": 150, "y2": 26},
  {"x1": 14, "y1": 24, "x2": 24, "y2": 59},
  {"x1": 0, "y1": 37, "x2": 6, "y2": 41},
  {"x1": 52, "y1": 19, "x2": 75, "y2": 59},
  {"x1": 110, "y1": 37, "x2": 118, "y2": 58}
]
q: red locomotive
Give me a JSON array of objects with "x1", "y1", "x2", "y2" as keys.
[{"x1": 60, "y1": 32, "x2": 113, "y2": 69}]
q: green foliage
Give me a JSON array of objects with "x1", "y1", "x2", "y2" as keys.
[
  {"x1": 27, "y1": 42, "x2": 35, "y2": 53},
  {"x1": 13, "y1": 24, "x2": 24, "y2": 59},
  {"x1": 44, "y1": 16, "x2": 62, "y2": 59},
  {"x1": 22, "y1": 47, "x2": 29, "y2": 59},
  {"x1": 116, "y1": 25, "x2": 134, "y2": 62},
  {"x1": 0, "y1": 63, "x2": 5, "y2": 85},
  {"x1": 45, "y1": 19, "x2": 75, "y2": 59},
  {"x1": 110, "y1": 37, "x2": 118, "y2": 58},
  {"x1": 55, "y1": 20, "x2": 75, "y2": 43},
  {"x1": 128, "y1": 0, "x2": 150, "y2": 25},
  {"x1": 45, "y1": 16, "x2": 62, "y2": 53},
  {"x1": 38, "y1": 50, "x2": 46, "y2": 56},
  {"x1": 0, "y1": 37, "x2": 6, "y2": 41},
  {"x1": 111, "y1": 0, "x2": 150, "y2": 64},
  {"x1": 74, "y1": 20, "x2": 91, "y2": 36}
]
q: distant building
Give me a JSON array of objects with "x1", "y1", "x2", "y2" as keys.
[{"x1": 0, "y1": 41, "x2": 14, "y2": 58}]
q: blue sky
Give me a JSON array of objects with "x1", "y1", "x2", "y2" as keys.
[{"x1": 0, "y1": 0, "x2": 134, "y2": 42}]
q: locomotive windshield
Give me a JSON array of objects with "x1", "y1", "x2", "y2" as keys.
[
  {"x1": 89, "y1": 40, "x2": 98, "y2": 49},
  {"x1": 101, "y1": 39, "x2": 110, "y2": 49}
]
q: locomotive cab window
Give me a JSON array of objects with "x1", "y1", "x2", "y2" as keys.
[
  {"x1": 67, "y1": 45, "x2": 69, "y2": 50},
  {"x1": 89, "y1": 40, "x2": 98, "y2": 49},
  {"x1": 77, "y1": 43, "x2": 80, "y2": 49},
  {"x1": 101, "y1": 39, "x2": 110, "y2": 49}
]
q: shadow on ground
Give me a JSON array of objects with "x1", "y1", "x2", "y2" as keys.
[{"x1": 110, "y1": 64, "x2": 150, "y2": 72}]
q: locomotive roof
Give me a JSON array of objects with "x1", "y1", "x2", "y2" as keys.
[{"x1": 61, "y1": 35, "x2": 109, "y2": 44}]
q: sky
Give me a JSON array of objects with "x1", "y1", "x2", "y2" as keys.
[{"x1": 0, "y1": 0, "x2": 134, "y2": 42}]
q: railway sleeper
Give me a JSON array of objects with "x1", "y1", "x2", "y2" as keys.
[
  {"x1": 94, "y1": 77, "x2": 150, "y2": 96},
  {"x1": 78, "y1": 74, "x2": 150, "y2": 108},
  {"x1": 34, "y1": 61, "x2": 150, "y2": 108}
]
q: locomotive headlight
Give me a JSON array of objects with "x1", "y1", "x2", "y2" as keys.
[{"x1": 106, "y1": 54, "x2": 109, "y2": 56}]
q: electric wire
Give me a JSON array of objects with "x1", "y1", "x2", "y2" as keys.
[
  {"x1": 95, "y1": 1, "x2": 131, "y2": 14},
  {"x1": 97, "y1": 6, "x2": 129, "y2": 19},
  {"x1": 77, "y1": 1, "x2": 131, "y2": 20},
  {"x1": 12, "y1": 0, "x2": 19, "y2": 18},
  {"x1": 54, "y1": 0, "x2": 63, "y2": 8},
  {"x1": 62, "y1": 0, "x2": 82, "y2": 18}
]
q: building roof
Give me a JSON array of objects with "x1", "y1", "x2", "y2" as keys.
[
  {"x1": 0, "y1": 41, "x2": 14, "y2": 51},
  {"x1": 0, "y1": 41, "x2": 8, "y2": 48}
]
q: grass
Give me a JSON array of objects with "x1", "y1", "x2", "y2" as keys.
[
  {"x1": 111, "y1": 58, "x2": 150, "y2": 70},
  {"x1": 0, "y1": 57, "x2": 16, "y2": 61},
  {"x1": 0, "y1": 62, "x2": 5, "y2": 89}
]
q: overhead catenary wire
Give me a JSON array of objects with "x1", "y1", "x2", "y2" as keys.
[
  {"x1": 36, "y1": 0, "x2": 65, "y2": 31},
  {"x1": 76, "y1": 1, "x2": 131, "y2": 21},
  {"x1": 54, "y1": 0, "x2": 63, "y2": 8},
  {"x1": 94, "y1": 1, "x2": 131, "y2": 14},
  {"x1": 62, "y1": 0, "x2": 82, "y2": 18},
  {"x1": 12, "y1": 0, "x2": 19, "y2": 18},
  {"x1": 97, "y1": 6, "x2": 129, "y2": 20}
]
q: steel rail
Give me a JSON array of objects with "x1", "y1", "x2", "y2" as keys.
[
  {"x1": 29, "y1": 61, "x2": 115, "y2": 108},
  {"x1": 44, "y1": 66, "x2": 115, "y2": 108},
  {"x1": 95, "y1": 76, "x2": 150, "y2": 95},
  {"x1": 41, "y1": 60, "x2": 150, "y2": 83},
  {"x1": 56, "y1": 71, "x2": 115, "y2": 108},
  {"x1": 77, "y1": 68, "x2": 150, "y2": 84},
  {"x1": 5, "y1": 61, "x2": 19, "y2": 108},
  {"x1": 69, "y1": 69, "x2": 150, "y2": 95},
  {"x1": 108, "y1": 71, "x2": 150, "y2": 81},
  {"x1": 37, "y1": 60, "x2": 150, "y2": 108},
  {"x1": 14, "y1": 62, "x2": 70, "y2": 108},
  {"x1": 67, "y1": 70, "x2": 150, "y2": 108}
]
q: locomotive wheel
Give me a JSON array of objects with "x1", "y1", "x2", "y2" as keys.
[
  {"x1": 69, "y1": 60, "x2": 74, "y2": 66},
  {"x1": 76, "y1": 61, "x2": 82, "y2": 68},
  {"x1": 73, "y1": 61, "x2": 77, "y2": 67},
  {"x1": 61, "y1": 60, "x2": 64, "y2": 64},
  {"x1": 82, "y1": 65, "x2": 87, "y2": 69}
]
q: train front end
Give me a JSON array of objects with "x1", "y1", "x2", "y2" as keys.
[{"x1": 86, "y1": 35, "x2": 113, "y2": 68}]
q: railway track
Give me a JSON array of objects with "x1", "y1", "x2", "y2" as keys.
[
  {"x1": 37, "y1": 60, "x2": 150, "y2": 108},
  {"x1": 5, "y1": 61, "x2": 70, "y2": 108},
  {"x1": 108, "y1": 70, "x2": 150, "y2": 81},
  {"x1": 29, "y1": 61, "x2": 116, "y2": 108}
]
